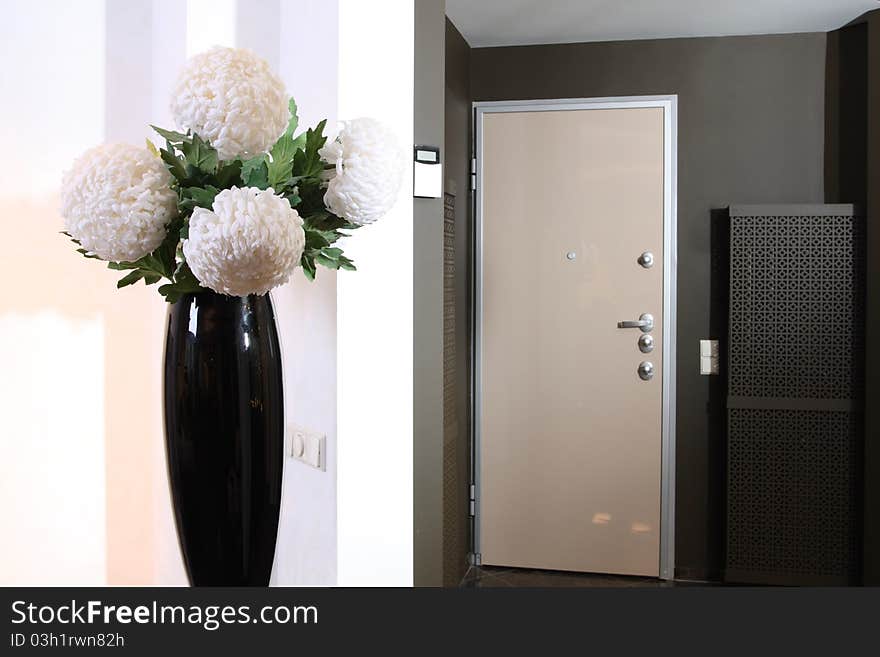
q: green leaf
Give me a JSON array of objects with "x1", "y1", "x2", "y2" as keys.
[
  {"x1": 298, "y1": 212, "x2": 359, "y2": 277},
  {"x1": 241, "y1": 156, "x2": 269, "y2": 189},
  {"x1": 116, "y1": 270, "x2": 146, "y2": 288},
  {"x1": 215, "y1": 159, "x2": 243, "y2": 189},
  {"x1": 302, "y1": 209, "x2": 357, "y2": 233},
  {"x1": 62, "y1": 232, "x2": 102, "y2": 260},
  {"x1": 285, "y1": 97, "x2": 299, "y2": 137},
  {"x1": 181, "y1": 133, "x2": 218, "y2": 175},
  {"x1": 151, "y1": 125, "x2": 191, "y2": 144},
  {"x1": 107, "y1": 248, "x2": 174, "y2": 281},
  {"x1": 292, "y1": 119, "x2": 328, "y2": 180},
  {"x1": 116, "y1": 269, "x2": 162, "y2": 288},
  {"x1": 291, "y1": 132, "x2": 307, "y2": 152},
  {"x1": 107, "y1": 260, "x2": 142, "y2": 271},
  {"x1": 304, "y1": 227, "x2": 333, "y2": 249},
  {"x1": 306, "y1": 119, "x2": 328, "y2": 154},
  {"x1": 154, "y1": 231, "x2": 178, "y2": 279},
  {"x1": 68, "y1": 222, "x2": 184, "y2": 296},
  {"x1": 158, "y1": 262, "x2": 208, "y2": 303},
  {"x1": 76, "y1": 248, "x2": 101, "y2": 260},
  {"x1": 282, "y1": 190, "x2": 301, "y2": 207},
  {"x1": 301, "y1": 254, "x2": 316, "y2": 281},
  {"x1": 145, "y1": 138, "x2": 160, "y2": 157},
  {"x1": 303, "y1": 242, "x2": 357, "y2": 275},
  {"x1": 313, "y1": 245, "x2": 349, "y2": 271},
  {"x1": 158, "y1": 286, "x2": 185, "y2": 304},
  {"x1": 267, "y1": 135, "x2": 298, "y2": 188},
  {"x1": 139, "y1": 254, "x2": 166, "y2": 274},
  {"x1": 179, "y1": 185, "x2": 220, "y2": 211},
  {"x1": 175, "y1": 262, "x2": 204, "y2": 288},
  {"x1": 160, "y1": 147, "x2": 187, "y2": 182},
  {"x1": 314, "y1": 253, "x2": 339, "y2": 269}
]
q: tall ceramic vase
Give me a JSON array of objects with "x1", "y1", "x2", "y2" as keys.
[{"x1": 163, "y1": 291, "x2": 284, "y2": 586}]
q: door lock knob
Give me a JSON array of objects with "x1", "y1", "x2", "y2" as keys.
[
  {"x1": 638, "y1": 361, "x2": 654, "y2": 381},
  {"x1": 638, "y1": 251, "x2": 654, "y2": 268},
  {"x1": 638, "y1": 334, "x2": 654, "y2": 353},
  {"x1": 617, "y1": 313, "x2": 654, "y2": 333}
]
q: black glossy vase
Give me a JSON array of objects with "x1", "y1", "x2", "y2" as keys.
[{"x1": 163, "y1": 292, "x2": 284, "y2": 586}]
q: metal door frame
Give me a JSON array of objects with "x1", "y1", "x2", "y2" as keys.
[{"x1": 471, "y1": 95, "x2": 678, "y2": 580}]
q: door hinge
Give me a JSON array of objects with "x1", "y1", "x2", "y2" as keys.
[
  {"x1": 469, "y1": 483, "x2": 476, "y2": 516},
  {"x1": 470, "y1": 157, "x2": 477, "y2": 191}
]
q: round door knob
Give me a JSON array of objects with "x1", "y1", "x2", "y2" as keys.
[
  {"x1": 638, "y1": 251, "x2": 654, "y2": 268},
  {"x1": 638, "y1": 361, "x2": 654, "y2": 381},
  {"x1": 638, "y1": 334, "x2": 654, "y2": 353}
]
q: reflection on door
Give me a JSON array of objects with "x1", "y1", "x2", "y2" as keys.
[{"x1": 478, "y1": 105, "x2": 666, "y2": 576}]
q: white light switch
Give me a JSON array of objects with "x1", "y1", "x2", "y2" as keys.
[
  {"x1": 700, "y1": 340, "x2": 719, "y2": 375},
  {"x1": 289, "y1": 426, "x2": 325, "y2": 471}
]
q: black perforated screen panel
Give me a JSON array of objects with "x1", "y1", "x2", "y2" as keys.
[{"x1": 725, "y1": 206, "x2": 864, "y2": 585}]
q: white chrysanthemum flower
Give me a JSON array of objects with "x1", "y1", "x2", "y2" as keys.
[
  {"x1": 320, "y1": 117, "x2": 405, "y2": 226},
  {"x1": 183, "y1": 187, "x2": 305, "y2": 296},
  {"x1": 61, "y1": 143, "x2": 177, "y2": 262},
  {"x1": 170, "y1": 47, "x2": 288, "y2": 160}
]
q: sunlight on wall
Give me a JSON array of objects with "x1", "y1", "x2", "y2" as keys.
[
  {"x1": 0, "y1": 0, "x2": 109, "y2": 585},
  {"x1": 0, "y1": 313, "x2": 106, "y2": 585},
  {"x1": 98, "y1": 0, "x2": 192, "y2": 587}
]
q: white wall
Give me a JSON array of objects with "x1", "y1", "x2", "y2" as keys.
[
  {"x1": 336, "y1": 0, "x2": 416, "y2": 586},
  {"x1": 274, "y1": 0, "x2": 341, "y2": 586},
  {"x1": 187, "y1": 0, "x2": 236, "y2": 57},
  {"x1": 0, "y1": 0, "x2": 106, "y2": 197},
  {"x1": 0, "y1": 0, "x2": 108, "y2": 585}
]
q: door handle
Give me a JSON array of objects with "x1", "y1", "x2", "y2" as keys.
[{"x1": 617, "y1": 313, "x2": 654, "y2": 333}]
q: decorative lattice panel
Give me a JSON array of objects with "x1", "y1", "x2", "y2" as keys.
[
  {"x1": 727, "y1": 409, "x2": 861, "y2": 581},
  {"x1": 725, "y1": 205, "x2": 864, "y2": 586},
  {"x1": 728, "y1": 212, "x2": 865, "y2": 400}
]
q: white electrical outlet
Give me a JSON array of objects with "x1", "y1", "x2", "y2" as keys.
[
  {"x1": 289, "y1": 426, "x2": 325, "y2": 471},
  {"x1": 700, "y1": 339, "x2": 720, "y2": 375}
]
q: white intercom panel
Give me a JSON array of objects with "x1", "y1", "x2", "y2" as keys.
[{"x1": 413, "y1": 145, "x2": 442, "y2": 198}]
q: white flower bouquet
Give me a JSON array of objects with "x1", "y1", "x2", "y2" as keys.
[{"x1": 61, "y1": 47, "x2": 404, "y2": 301}]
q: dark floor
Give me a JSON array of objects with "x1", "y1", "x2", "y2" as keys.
[{"x1": 460, "y1": 565, "x2": 708, "y2": 587}]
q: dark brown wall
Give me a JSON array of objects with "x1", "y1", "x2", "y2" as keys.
[
  {"x1": 414, "y1": 0, "x2": 446, "y2": 588},
  {"x1": 825, "y1": 15, "x2": 875, "y2": 585},
  {"x1": 825, "y1": 9, "x2": 880, "y2": 586},
  {"x1": 825, "y1": 24, "x2": 868, "y2": 206},
  {"x1": 863, "y1": 11, "x2": 880, "y2": 585},
  {"x1": 443, "y1": 16, "x2": 472, "y2": 586},
  {"x1": 471, "y1": 33, "x2": 827, "y2": 580}
]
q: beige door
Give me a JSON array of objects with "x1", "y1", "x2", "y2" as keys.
[{"x1": 478, "y1": 104, "x2": 667, "y2": 577}]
